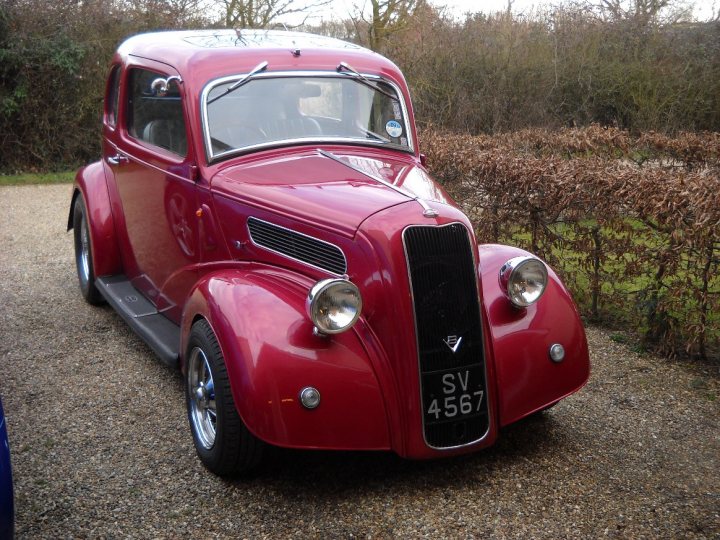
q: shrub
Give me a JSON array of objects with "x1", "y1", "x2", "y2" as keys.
[{"x1": 421, "y1": 125, "x2": 719, "y2": 361}]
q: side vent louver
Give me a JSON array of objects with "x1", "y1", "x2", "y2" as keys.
[{"x1": 247, "y1": 217, "x2": 347, "y2": 275}]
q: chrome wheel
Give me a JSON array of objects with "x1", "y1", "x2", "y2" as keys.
[
  {"x1": 185, "y1": 319, "x2": 265, "y2": 475},
  {"x1": 78, "y1": 213, "x2": 90, "y2": 285},
  {"x1": 72, "y1": 195, "x2": 103, "y2": 305},
  {"x1": 187, "y1": 346, "x2": 217, "y2": 450}
]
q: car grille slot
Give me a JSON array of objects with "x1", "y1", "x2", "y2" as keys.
[
  {"x1": 403, "y1": 223, "x2": 489, "y2": 449},
  {"x1": 247, "y1": 217, "x2": 347, "y2": 275}
]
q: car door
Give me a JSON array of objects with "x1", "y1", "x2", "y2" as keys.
[{"x1": 104, "y1": 60, "x2": 199, "y2": 323}]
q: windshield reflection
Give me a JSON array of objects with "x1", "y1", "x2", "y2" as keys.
[{"x1": 204, "y1": 74, "x2": 412, "y2": 159}]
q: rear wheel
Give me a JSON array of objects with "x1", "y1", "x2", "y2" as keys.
[
  {"x1": 185, "y1": 319, "x2": 264, "y2": 476},
  {"x1": 72, "y1": 194, "x2": 104, "y2": 305}
]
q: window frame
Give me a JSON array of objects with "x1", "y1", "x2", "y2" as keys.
[{"x1": 200, "y1": 70, "x2": 414, "y2": 164}]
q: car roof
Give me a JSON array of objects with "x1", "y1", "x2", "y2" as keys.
[
  {"x1": 116, "y1": 30, "x2": 404, "y2": 81},
  {"x1": 119, "y1": 29, "x2": 367, "y2": 56}
]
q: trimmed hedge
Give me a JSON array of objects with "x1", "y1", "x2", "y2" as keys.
[{"x1": 420, "y1": 125, "x2": 719, "y2": 361}]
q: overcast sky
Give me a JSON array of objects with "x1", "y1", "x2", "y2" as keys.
[{"x1": 286, "y1": 0, "x2": 717, "y2": 24}]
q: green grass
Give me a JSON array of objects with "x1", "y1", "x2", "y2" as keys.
[{"x1": 0, "y1": 171, "x2": 74, "y2": 186}]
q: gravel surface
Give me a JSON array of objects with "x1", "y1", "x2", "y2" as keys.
[{"x1": 0, "y1": 184, "x2": 718, "y2": 538}]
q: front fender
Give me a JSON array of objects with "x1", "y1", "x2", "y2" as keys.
[
  {"x1": 69, "y1": 161, "x2": 122, "y2": 277},
  {"x1": 181, "y1": 266, "x2": 391, "y2": 450},
  {"x1": 478, "y1": 244, "x2": 590, "y2": 426}
]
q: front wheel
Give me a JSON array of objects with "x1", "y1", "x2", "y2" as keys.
[
  {"x1": 185, "y1": 319, "x2": 264, "y2": 476},
  {"x1": 72, "y1": 193, "x2": 104, "y2": 305}
]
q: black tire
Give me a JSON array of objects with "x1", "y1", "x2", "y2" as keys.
[
  {"x1": 185, "y1": 319, "x2": 264, "y2": 476},
  {"x1": 72, "y1": 194, "x2": 104, "y2": 305}
]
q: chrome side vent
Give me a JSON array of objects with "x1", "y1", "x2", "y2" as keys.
[{"x1": 247, "y1": 217, "x2": 347, "y2": 275}]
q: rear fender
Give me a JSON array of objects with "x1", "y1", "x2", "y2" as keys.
[
  {"x1": 69, "y1": 161, "x2": 122, "y2": 277},
  {"x1": 181, "y1": 267, "x2": 391, "y2": 450},
  {"x1": 478, "y1": 244, "x2": 590, "y2": 426}
]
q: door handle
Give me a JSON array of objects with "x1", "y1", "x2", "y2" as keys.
[{"x1": 107, "y1": 153, "x2": 129, "y2": 166}]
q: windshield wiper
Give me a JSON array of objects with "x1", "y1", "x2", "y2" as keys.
[
  {"x1": 358, "y1": 125, "x2": 390, "y2": 143},
  {"x1": 207, "y1": 61, "x2": 268, "y2": 105},
  {"x1": 336, "y1": 62, "x2": 399, "y2": 102}
]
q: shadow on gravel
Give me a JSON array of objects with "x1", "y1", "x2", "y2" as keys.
[{"x1": 223, "y1": 412, "x2": 564, "y2": 494}]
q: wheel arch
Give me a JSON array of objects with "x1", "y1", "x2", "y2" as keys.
[
  {"x1": 478, "y1": 243, "x2": 590, "y2": 426},
  {"x1": 180, "y1": 267, "x2": 391, "y2": 451},
  {"x1": 69, "y1": 161, "x2": 123, "y2": 278}
]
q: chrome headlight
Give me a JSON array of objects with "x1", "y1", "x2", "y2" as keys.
[
  {"x1": 306, "y1": 278, "x2": 362, "y2": 334},
  {"x1": 499, "y1": 256, "x2": 548, "y2": 307}
]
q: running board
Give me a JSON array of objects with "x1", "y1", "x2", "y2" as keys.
[{"x1": 96, "y1": 276, "x2": 180, "y2": 368}]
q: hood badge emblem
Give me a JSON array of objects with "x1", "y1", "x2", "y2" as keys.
[{"x1": 444, "y1": 335, "x2": 462, "y2": 353}]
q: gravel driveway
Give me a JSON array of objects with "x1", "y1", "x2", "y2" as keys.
[{"x1": 1, "y1": 184, "x2": 718, "y2": 538}]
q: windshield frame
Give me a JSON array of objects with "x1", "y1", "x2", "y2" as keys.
[{"x1": 200, "y1": 70, "x2": 414, "y2": 163}]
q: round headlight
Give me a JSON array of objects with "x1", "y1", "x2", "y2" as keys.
[
  {"x1": 499, "y1": 256, "x2": 548, "y2": 308},
  {"x1": 306, "y1": 278, "x2": 362, "y2": 334}
]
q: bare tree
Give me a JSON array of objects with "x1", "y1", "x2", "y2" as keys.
[
  {"x1": 710, "y1": 1, "x2": 720, "y2": 22},
  {"x1": 586, "y1": 0, "x2": 693, "y2": 25},
  {"x1": 122, "y1": 0, "x2": 211, "y2": 25},
  {"x1": 351, "y1": 0, "x2": 421, "y2": 51},
  {"x1": 219, "y1": 0, "x2": 331, "y2": 28}
]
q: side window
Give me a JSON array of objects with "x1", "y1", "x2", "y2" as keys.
[
  {"x1": 127, "y1": 68, "x2": 187, "y2": 156},
  {"x1": 106, "y1": 65, "x2": 121, "y2": 127}
]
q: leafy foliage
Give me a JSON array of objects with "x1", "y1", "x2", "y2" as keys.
[
  {"x1": 0, "y1": 0, "x2": 208, "y2": 173},
  {"x1": 382, "y1": 6, "x2": 720, "y2": 134},
  {"x1": 0, "y1": 1, "x2": 717, "y2": 172}
]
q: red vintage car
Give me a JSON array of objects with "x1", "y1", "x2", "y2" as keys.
[{"x1": 69, "y1": 29, "x2": 589, "y2": 475}]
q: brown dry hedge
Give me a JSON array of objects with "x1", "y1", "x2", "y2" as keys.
[{"x1": 420, "y1": 125, "x2": 720, "y2": 361}]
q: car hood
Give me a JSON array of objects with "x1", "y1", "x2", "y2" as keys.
[{"x1": 210, "y1": 148, "x2": 455, "y2": 238}]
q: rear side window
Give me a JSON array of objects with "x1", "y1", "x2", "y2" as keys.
[
  {"x1": 106, "y1": 65, "x2": 121, "y2": 127},
  {"x1": 127, "y1": 68, "x2": 188, "y2": 156}
]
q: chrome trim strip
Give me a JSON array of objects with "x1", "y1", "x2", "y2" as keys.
[
  {"x1": 210, "y1": 136, "x2": 413, "y2": 162},
  {"x1": 109, "y1": 144, "x2": 193, "y2": 185},
  {"x1": 201, "y1": 70, "x2": 414, "y2": 162},
  {"x1": 401, "y1": 222, "x2": 492, "y2": 451},
  {"x1": 247, "y1": 216, "x2": 347, "y2": 276}
]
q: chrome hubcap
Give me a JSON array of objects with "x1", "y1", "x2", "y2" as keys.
[{"x1": 188, "y1": 347, "x2": 217, "y2": 450}]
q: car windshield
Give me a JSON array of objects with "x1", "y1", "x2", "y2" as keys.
[{"x1": 203, "y1": 74, "x2": 412, "y2": 160}]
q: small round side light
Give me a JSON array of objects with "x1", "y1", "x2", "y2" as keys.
[
  {"x1": 299, "y1": 387, "x2": 321, "y2": 409},
  {"x1": 549, "y1": 343, "x2": 565, "y2": 363}
]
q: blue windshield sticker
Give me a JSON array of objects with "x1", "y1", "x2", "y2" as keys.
[{"x1": 385, "y1": 120, "x2": 403, "y2": 138}]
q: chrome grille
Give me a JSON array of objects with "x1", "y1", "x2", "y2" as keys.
[{"x1": 247, "y1": 217, "x2": 347, "y2": 275}]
